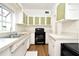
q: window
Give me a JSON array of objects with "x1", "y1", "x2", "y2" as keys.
[{"x1": 0, "y1": 4, "x2": 12, "y2": 32}]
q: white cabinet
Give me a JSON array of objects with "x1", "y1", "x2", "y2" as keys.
[
  {"x1": 0, "y1": 34, "x2": 31, "y2": 56},
  {"x1": 12, "y1": 44, "x2": 25, "y2": 56},
  {"x1": 11, "y1": 40, "x2": 26, "y2": 56},
  {"x1": 46, "y1": 33, "x2": 49, "y2": 44},
  {"x1": 30, "y1": 33, "x2": 35, "y2": 44},
  {"x1": 0, "y1": 47, "x2": 11, "y2": 56},
  {"x1": 24, "y1": 37, "x2": 30, "y2": 51},
  {"x1": 11, "y1": 36, "x2": 30, "y2": 56},
  {"x1": 65, "y1": 3, "x2": 79, "y2": 20},
  {"x1": 16, "y1": 11, "x2": 23, "y2": 24},
  {"x1": 48, "y1": 36, "x2": 55, "y2": 56}
]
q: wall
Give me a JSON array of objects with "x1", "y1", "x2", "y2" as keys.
[
  {"x1": 15, "y1": 24, "x2": 52, "y2": 33},
  {"x1": 0, "y1": 32, "x2": 10, "y2": 37},
  {"x1": 55, "y1": 20, "x2": 79, "y2": 35},
  {"x1": 62, "y1": 20, "x2": 79, "y2": 33},
  {"x1": 24, "y1": 9, "x2": 52, "y2": 17},
  {"x1": 15, "y1": 24, "x2": 26, "y2": 32},
  {"x1": 55, "y1": 21, "x2": 62, "y2": 34}
]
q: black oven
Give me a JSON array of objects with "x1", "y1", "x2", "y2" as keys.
[{"x1": 35, "y1": 28, "x2": 45, "y2": 45}]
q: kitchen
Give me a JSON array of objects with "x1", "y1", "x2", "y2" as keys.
[{"x1": 0, "y1": 3, "x2": 79, "y2": 56}]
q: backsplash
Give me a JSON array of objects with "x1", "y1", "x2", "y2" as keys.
[
  {"x1": 61, "y1": 20, "x2": 79, "y2": 40},
  {"x1": 62, "y1": 20, "x2": 79, "y2": 33},
  {"x1": 25, "y1": 25, "x2": 52, "y2": 33},
  {"x1": 0, "y1": 32, "x2": 10, "y2": 38},
  {"x1": 15, "y1": 24, "x2": 52, "y2": 33},
  {"x1": 15, "y1": 24, "x2": 26, "y2": 32}
]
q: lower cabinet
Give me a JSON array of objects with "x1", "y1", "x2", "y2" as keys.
[
  {"x1": 30, "y1": 33, "x2": 35, "y2": 44},
  {"x1": 48, "y1": 36, "x2": 55, "y2": 56},
  {"x1": 11, "y1": 38, "x2": 30, "y2": 56},
  {"x1": 26, "y1": 38, "x2": 30, "y2": 49},
  {"x1": 24, "y1": 37, "x2": 30, "y2": 52},
  {"x1": 0, "y1": 35, "x2": 31, "y2": 56},
  {"x1": 11, "y1": 41, "x2": 26, "y2": 56},
  {"x1": 0, "y1": 48, "x2": 11, "y2": 56}
]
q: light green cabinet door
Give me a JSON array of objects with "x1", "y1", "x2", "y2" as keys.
[
  {"x1": 23, "y1": 13, "x2": 27, "y2": 24},
  {"x1": 29, "y1": 16, "x2": 33, "y2": 25},
  {"x1": 35, "y1": 17, "x2": 39, "y2": 25},
  {"x1": 25, "y1": 16, "x2": 27, "y2": 24},
  {"x1": 23, "y1": 13, "x2": 25, "y2": 24},
  {"x1": 46, "y1": 17, "x2": 51, "y2": 25},
  {"x1": 57, "y1": 3, "x2": 65, "y2": 21},
  {"x1": 41, "y1": 17, "x2": 45, "y2": 25}
]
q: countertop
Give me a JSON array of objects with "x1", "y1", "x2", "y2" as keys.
[
  {"x1": 0, "y1": 32, "x2": 31, "y2": 53},
  {"x1": 49, "y1": 34, "x2": 79, "y2": 41}
]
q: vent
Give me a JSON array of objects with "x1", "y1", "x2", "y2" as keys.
[{"x1": 45, "y1": 11, "x2": 49, "y2": 14}]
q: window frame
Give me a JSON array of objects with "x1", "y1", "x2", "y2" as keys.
[{"x1": 0, "y1": 4, "x2": 13, "y2": 32}]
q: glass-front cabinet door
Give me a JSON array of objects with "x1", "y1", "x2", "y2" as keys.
[
  {"x1": 29, "y1": 16, "x2": 33, "y2": 25},
  {"x1": 46, "y1": 17, "x2": 51, "y2": 25},
  {"x1": 40, "y1": 17, "x2": 45, "y2": 25},
  {"x1": 35, "y1": 17, "x2": 39, "y2": 25}
]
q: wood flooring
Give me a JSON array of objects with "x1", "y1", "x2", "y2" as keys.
[{"x1": 27, "y1": 44, "x2": 48, "y2": 56}]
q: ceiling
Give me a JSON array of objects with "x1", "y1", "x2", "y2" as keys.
[{"x1": 21, "y1": 3, "x2": 56, "y2": 10}]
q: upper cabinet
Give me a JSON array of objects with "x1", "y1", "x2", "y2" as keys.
[
  {"x1": 16, "y1": 11, "x2": 23, "y2": 24},
  {"x1": 23, "y1": 13, "x2": 27, "y2": 24},
  {"x1": 57, "y1": 3, "x2": 79, "y2": 21},
  {"x1": 29, "y1": 16, "x2": 33, "y2": 25},
  {"x1": 16, "y1": 11, "x2": 27, "y2": 24},
  {"x1": 40, "y1": 17, "x2": 45, "y2": 25},
  {"x1": 46, "y1": 17, "x2": 51, "y2": 25},
  {"x1": 65, "y1": 3, "x2": 79, "y2": 20},
  {"x1": 57, "y1": 3, "x2": 65, "y2": 21},
  {"x1": 35, "y1": 17, "x2": 39, "y2": 25}
]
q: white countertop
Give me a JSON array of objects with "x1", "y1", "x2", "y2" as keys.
[
  {"x1": 49, "y1": 33, "x2": 79, "y2": 56},
  {"x1": 49, "y1": 34, "x2": 79, "y2": 40},
  {"x1": 0, "y1": 32, "x2": 31, "y2": 53},
  {"x1": 0, "y1": 38, "x2": 18, "y2": 52}
]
